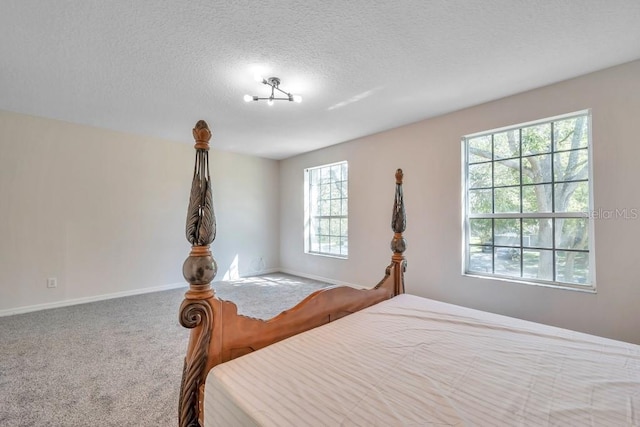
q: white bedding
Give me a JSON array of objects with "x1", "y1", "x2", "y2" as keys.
[{"x1": 204, "y1": 294, "x2": 640, "y2": 426}]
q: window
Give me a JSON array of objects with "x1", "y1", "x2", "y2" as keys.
[
  {"x1": 463, "y1": 111, "x2": 594, "y2": 290},
  {"x1": 304, "y1": 161, "x2": 348, "y2": 258}
]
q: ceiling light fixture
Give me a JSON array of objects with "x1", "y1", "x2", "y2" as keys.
[{"x1": 244, "y1": 76, "x2": 302, "y2": 105}]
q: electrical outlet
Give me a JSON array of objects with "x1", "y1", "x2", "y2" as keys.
[{"x1": 47, "y1": 278, "x2": 57, "y2": 288}]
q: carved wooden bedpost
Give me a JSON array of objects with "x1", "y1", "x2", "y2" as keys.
[
  {"x1": 179, "y1": 120, "x2": 217, "y2": 427},
  {"x1": 391, "y1": 169, "x2": 407, "y2": 295}
]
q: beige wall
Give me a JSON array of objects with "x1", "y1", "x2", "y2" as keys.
[
  {"x1": 3, "y1": 61, "x2": 638, "y2": 342},
  {"x1": 0, "y1": 111, "x2": 280, "y2": 314},
  {"x1": 280, "y1": 60, "x2": 640, "y2": 344}
]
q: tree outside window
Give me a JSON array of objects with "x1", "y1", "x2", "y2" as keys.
[
  {"x1": 304, "y1": 161, "x2": 348, "y2": 258},
  {"x1": 463, "y1": 111, "x2": 593, "y2": 289}
]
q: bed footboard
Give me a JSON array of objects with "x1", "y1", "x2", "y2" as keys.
[{"x1": 178, "y1": 120, "x2": 407, "y2": 427}]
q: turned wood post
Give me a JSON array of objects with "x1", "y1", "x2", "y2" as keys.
[
  {"x1": 391, "y1": 168, "x2": 407, "y2": 294},
  {"x1": 178, "y1": 120, "x2": 217, "y2": 427}
]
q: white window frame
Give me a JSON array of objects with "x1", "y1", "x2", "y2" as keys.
[
  {"x1": 462, "y1": 110, "x2": 595, "y2": 291},
  {"x1": 304, "y1": 161, "x2": 348, "y2": 259}
]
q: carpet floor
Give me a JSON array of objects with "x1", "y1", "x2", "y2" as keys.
[{"x1": 0, "y1": 273, "x2": 331, "y2": 427}]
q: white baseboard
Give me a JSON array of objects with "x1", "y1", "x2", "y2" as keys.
[
  {"x1": 0, "y1": 282, "x2": 187, "y2": 317},
  {"x1": 0, "y1": 269, "x2": 358, "y2": 317},
  {"x1": 278, "y1": 268, "x2": 367, "y2": 289}
]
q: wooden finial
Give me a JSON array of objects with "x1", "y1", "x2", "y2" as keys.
[
  {"x1": 395, "y1": 168, "x2": 403, "y2": 184},
  {"x1": 193, "y1": 120, "x2": 211, "y2": 150}
]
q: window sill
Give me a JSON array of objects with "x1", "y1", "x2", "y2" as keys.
[
  {"x1": 463, "y1": 272, "x2": 596, "y2": 294},
  {"x1": 305, "y1": 251, "x2": 348, "y2": 260}
]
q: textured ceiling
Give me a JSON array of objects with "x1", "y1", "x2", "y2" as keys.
[{"x1": 2, "y1": 1, "x2": 640, "y2": 159}]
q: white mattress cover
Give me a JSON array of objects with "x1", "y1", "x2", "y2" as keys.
[{"x1": 204, "y1": 294, "x2": 640, "y2": 426}]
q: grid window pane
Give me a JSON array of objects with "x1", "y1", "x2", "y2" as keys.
[
  {"x1": 522, "y1": 123, "x2": 551, "y2": 155},
  {"x1": 468, "y1": 135, "x2": 492, "y2": 164},
  {"x1": 522, "y1": 184, "x2": 552, "y2": 213},
  {"x1": 468, "y1": 245, "x2": 492, "y2": 273},
  {"x1": 494, "y1": 219, "x2": 520, "y2": 246},
  {"x1": 494, "y1": 160, "x2": 520, "y2": 187},
  {"x1": 555, "y1": 251, "x2": 589, "y2": 284},
  {"x1": 331, "y1": 165, "x2": 341, "y2": 180},
  {"x1": 330, "y1": 200, "x2": 341, "y2": 216},
  {"x1": 340, "y1": 181, "x2": 348, "y2": 198},
  {"x1": 555, "y1": 218, "x2": 589, "y2": 250},
  {"x1": 523, "y1": 218, "x2": 552, "y2": 249},
  {"x1": 469, "y1": 219, "x2": 492, "y2": 246},
  {"x1": 305, "y1": 161, "x2": 348, "y2": 258},
  {"x1": 554, "y1": 149, "x2": 589, "y2": 182},
  {"x1": 464, "y1": 112, "x2": 592, "y2": 288},
  {"x1": 522, "y1": 154, "x2": 552, "y2": 185},
  {"x1": 494, "y1": 187, "x2": 520, "y2": 213},
  {"x1": 469, "y1": 163, "x2": 492, "y2": 189},
  {"x1": 522, "y1": 249, "x2": 554, "y2": 281},
  {"x1": 554, "y1": 181, "x2": 589, "y2": 213},
  {"x1": 330, "y1": 218, "x2": 341, "y2": 235},
  {"x1": 320, "y1": 200, "x2": 330, "y2": 216},
  {"x1": 320, "y1": 184, "x2": 330, "y2": 199},
  {"x1": 554, "y1": 117, "x2": 588, "y2": 151},
  {"x1": 319, "y1": 218, "x2": 329, "y2": 235},
  {"x1": 329, "y1": 236, "x2": 341, "y2": 255},
  {"x1": 331, "y1": 182, "x2": 342, "y2": 198},
  {"x1": 494, "y1": 130, "x2": 519, "y2": 159},
  {"x1": 340, "y1": 218, "x2": 348, "y2": 236},
  {"x1": 320, "y1": 167, "x2": 330, "y2": 184},
  {"x1": 469, "y1": 189, "x2": 492, "y2": 214},
  {"x1": 494, "y1": 247, "x2": 520, "y2": 276}
]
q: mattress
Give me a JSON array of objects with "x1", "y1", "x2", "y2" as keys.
[{"x1": 204, "y1": 294, "x2": 640, "y2": 426}]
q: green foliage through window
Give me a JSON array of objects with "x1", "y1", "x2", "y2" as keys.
[
  {"x1": 464, "y1": 111, "x2": 592, "y2": 288},
  {"x1": 305, "y1": 162, "x2": 348, "y2": 258}
]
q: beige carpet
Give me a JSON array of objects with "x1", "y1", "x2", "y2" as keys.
[{"x1": 0, "y1": 273, "x2": 331, "y2": 427}]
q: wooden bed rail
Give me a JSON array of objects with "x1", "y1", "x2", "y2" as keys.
[{"x1": 178, "y1": 120, "x2": 407, "y2": 427}]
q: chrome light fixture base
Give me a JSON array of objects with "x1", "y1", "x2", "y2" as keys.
[{"x1": 244, "y1": 76, "x2": 302, "y2": 105}]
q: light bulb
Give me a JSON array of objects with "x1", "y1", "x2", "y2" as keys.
[
  {"x1": 267, "y1": 98, "x2": 274, "y2": 106},
  {"x1": 243, "y1": 94, "x2": 253, "y2": 102},
  {"x1": 254, "y1": 74, "x2": 264, "y2": 83},
  {"x1": 292, "y1": 95, "x2": 302, "y2": 103}
]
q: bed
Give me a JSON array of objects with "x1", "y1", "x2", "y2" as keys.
[{"x1": 178, "y1": 120, "x2": 640, "y2": 426}]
